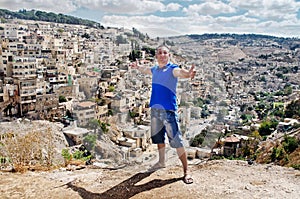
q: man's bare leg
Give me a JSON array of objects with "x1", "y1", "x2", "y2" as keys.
[
  {"x1": 176, "y1": 147, "x2": 193, "y2": 184},
  {"x1": 148, "y1": 143, "x2": 166, "y2": 171},
  {"x1": 176, "y1": 147, "x2": 188, "y2": 174},
  {"x1": 157, "y1": 143, "x2": 166, "y2": 166}
]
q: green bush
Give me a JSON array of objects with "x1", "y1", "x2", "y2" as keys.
[
  {"x1": 190, "y1": 131, "x2": 207, "y2": 147},
  {"x1": 61, "y1": 149, "x2": 72, "y2": 162},
  {"x1": 83, "y1": 134, "x2": 97, "y2": 151},
  {"x1": 59, "y1": 95, "x2": 67, "y2": 103},
  {"x1": 271, "y1": 146, "x2": 286, "y2": 162},
  {"x1": 283, "y1": 136, "x2": 299, "y2": 153},
  {"x1": 258, "y1": 119, "x2": 279, "y2": 136},
  {"x1": 61, "y1": 148, "x2": 92, "y2": 164},
  {"x1": 292, "y1": 164, "x2": 300, "y2": 170},
  {"x1": 73, "y1": 150, "x2": 91, "y2": 161},
  {"x1": 73, "y1": 150, "x2": 84, "y2": 159}
]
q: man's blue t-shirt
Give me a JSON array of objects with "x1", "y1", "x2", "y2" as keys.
[{"x1": 150, "y1": 62, "x2": 178, "y2": 111}]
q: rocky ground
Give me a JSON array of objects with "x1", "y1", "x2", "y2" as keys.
[
  {"x1": 1, "y1": 158, "x2": 300, "y2": 199},
  {"x1": 1, "y1": 120, "x2": 299, "y2": 199}
]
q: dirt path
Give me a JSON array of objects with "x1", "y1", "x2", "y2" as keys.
[{"x1": 1, "y1": 159, "x2": 300, "y2": 199}]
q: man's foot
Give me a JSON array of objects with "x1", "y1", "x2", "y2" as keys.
[
  {"x1": 147, "y1": 162, "x2": 166, "y2": 172},
  {"x1": 183, "y1": 174, "x2": 193, "y2": 184}
]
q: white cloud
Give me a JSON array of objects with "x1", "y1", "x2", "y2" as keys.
[
  {"x1": 254, "y1": 19, "x2": 300, "y2": 37},
  {"x1": 101, "y1": 13, "x2": 235, "y2": 37},
  {"x1": 229, "y1": 0, "x2": 300, "y2": 21},
  {"x1": 229, "y1": 0, "x2": 263, "y2": 9},
  {"x1": 183, "y1": 1, "x2": 236, "y2": 16},
  {"x1": 101, "y1": 8, "x2": 300, "y2": 38},
  {"x1": 0, "y1": 0, "x2": 299, "y2": 38},
  {"x1": 215, "y1": 15, "x2": 258, "y2": 24},
  {"x1": 0, "y1": 0, "x2": 77, "y2": 13},
  {"x1": 0, "y1": 0, "x2": 167, "y2": 15},
  {"x1": 102, "y1": 15, "x2": 180, "y2": 37},
  {"x1": 163, "y1": 3, "x2": 182, "y2": 12},
  {"x1": 74, "y1": 0, "x2": 165, "y2": 14},
  {"x1": 101, "y1": 14, "x2": 190, "y2": 37}
]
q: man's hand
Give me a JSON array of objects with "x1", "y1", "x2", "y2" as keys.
[
  {"x1": 189, "y1": 64, "x2": 196, "y2": 80},
  {"x1": 130, "y1": 60, "x2": 152, "y2": 75},
  {"x1": 173, "y1": 64, "x2": 196, "y2": 79},
  {"x1": 130, "y1": 60, "x2": 139, "y2": 69}
]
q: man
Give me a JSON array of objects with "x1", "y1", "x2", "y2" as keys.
[{"x1": 131, "y1": 45, "x2": 195, "y2": 184}]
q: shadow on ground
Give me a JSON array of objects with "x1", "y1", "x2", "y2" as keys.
[{"x1": 66, "y1": 171, "x2": 182, "y2": 199}]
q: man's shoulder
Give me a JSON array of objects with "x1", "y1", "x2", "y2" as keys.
[{"x1": 168, "y1": 62, "x2": 179, "y2": 69}]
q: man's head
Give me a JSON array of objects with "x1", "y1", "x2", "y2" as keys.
[{"x1": 156, "y1": 45, "x2": 170, "y2": 67}]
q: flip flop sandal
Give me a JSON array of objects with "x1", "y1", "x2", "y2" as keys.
[{"x1": 183, "y1": 175, "x2": 193, "y2": 184}]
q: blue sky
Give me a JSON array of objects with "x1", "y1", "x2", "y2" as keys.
[{"x1": 1, "y1": 0, "x2": 300, "y2": 38}]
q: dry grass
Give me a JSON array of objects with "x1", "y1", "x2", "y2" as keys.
[
  {"x1": 256, "y1": 138, "x2": 300, "y2": 169},
  {"x1": 0, "y1": 128, "x2": 56, "y2": 172},
  {"x1": 286, "y1": 147, "x2": 300, "y2": 167}
]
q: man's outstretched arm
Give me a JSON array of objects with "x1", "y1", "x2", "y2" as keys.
[
  {"x1": 130, "y1": 60, "x2": 152, "y2": 75},
  {"x1": 173, "y1": 64, "x2": 196, "y2": 79}
]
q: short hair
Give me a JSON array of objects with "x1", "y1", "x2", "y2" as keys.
[{"x1": 156, "y1": 44, "x2": 170, "y2": 52}]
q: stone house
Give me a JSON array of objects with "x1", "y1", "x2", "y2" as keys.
[
  {"x1": 118, "y1": 125, "x2": 151, "y2": 157},
  {"x1": 63, "y1": 121, "x2": 90, "y2": 146},
  {"x1": 72, "y1": 101, "x2": 96, "y2": 127},
  {"x1": 222, "y1": 135, "x2": 241, "y2": 157}
]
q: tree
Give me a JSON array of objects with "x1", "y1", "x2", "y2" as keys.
[
  {"x1": 285, "y1": 99, "x2": 300, "y2": 119},
  {"x1": 83, "y1": 134, "x2": 97, "y2": 152},
  {"x1": 108, "y1": 86, "x2": 115, "y2": 92},
  {"x1": 273, "y1": 107, "x2": 285, "y2": 118},
  {"x1": 283, "y1": 85, "x2": 292, "y2": 96},
  {"x1": 283, "y1": 135, "x2": 299, "y2": 153},
  {"x1": 81, "y1": 33, "x2": 90, "y2": 39},
  {"x1": 88, "y1": 119, "x2": 100, "y2": 133},
  {"x1": 193, "y1": 97, "x2": 204, "y2": 107},
  {"x1": 66, "y1": 109, "x2": 73, "y2": 119},
  {"x1": 99, "y1": 121, "x2": 110, "y2": 134},
  {"x1": 190, "y1": 130, "x2": 207, "y2": 147},
  {"x1": 57, "y1": 28, "x2": 64, "y2": 33},
  {"x1": 241, "y1": 114, "x2": 252, "y2": 123},
  {"x1": 116, "y1": 35, "x2": 128, "y2": 44},
  {"x1": 190, "y1": 134, "x2": 204, "y2": 147},
  {"x1": 59, "y1": 95, "x2": 67, "y2": 103},
  {"x1": 201, "y1": 105, "x2": 209, "y2": 118},
  {"x1": 259, "y1": 75, "x2": 266, "y2": 82},
  {"x1": 128, "y1": 50, "x2": 142, "y2": 61},
  {"x1": 258, "y1": 119, "x2": 279, "y2": 136}
]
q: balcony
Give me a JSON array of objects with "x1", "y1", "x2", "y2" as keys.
[{"x1": 20, "y1": 99, "x2": 36, "y2": 104}]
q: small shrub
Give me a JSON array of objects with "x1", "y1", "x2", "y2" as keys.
[
  {"x1": 291, "y1": 164, "x2": 300, "y2": 170},
  {"x1": 61, "y1": 148, "x2": 72, "y2": 165},
  {"x1": 283, "y1": 136, "x2": 299, "y2": 153},
  {"x1": 61, "y1": 148, "x2": 92, "y2": 166},
  {"x1": 72, "y1": 150, "x2": 83, "y2": 159}
]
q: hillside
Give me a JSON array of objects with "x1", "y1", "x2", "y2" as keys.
[
  {"x1": 1, "y1": 120, "x2": 299, "y2": 199},
  {"x1": 0, "y1": 9, "x2": 103, "y2": 29}
]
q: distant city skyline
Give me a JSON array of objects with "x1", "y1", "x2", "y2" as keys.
[{"x1": 1, "y1": 0, "x2": 300, "y2": 38}]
